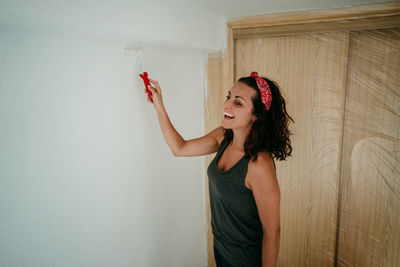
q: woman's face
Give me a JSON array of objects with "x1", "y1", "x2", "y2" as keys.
[{"x1": 222, "y1": 81, "x2": 257, "y2": 130}]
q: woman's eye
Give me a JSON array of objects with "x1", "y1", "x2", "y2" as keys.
[{"x1": 226, "y1": 95, "x2": 241, "y2": 106}]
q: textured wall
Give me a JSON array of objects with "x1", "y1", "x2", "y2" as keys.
[{"x1": 0, "y1": 24, "x2": 207, "y2": 266}]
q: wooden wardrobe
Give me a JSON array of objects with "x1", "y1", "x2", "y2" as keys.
[{"x1": 204, "y1": 3, "x2": 400, "y2": 267}]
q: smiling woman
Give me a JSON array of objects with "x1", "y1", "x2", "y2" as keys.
[
  {"x1": 221, "y1": 82, "x2": 258, "y2": 139},
  {"x1": 146, "y1": 71, "x2": 294, "y2": 266},
  {"x1": 223, "y1": 75, "x2": 294, "y2": 162}
]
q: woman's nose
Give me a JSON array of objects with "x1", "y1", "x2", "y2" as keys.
[
  {"x1": 223, "y1": 100, "x2": 231, "y2": 110},
  {"x1": 223, "y1": 104, "x2": 231, "y2": 112}
]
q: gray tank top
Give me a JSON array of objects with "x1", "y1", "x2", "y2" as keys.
[{"x1": 207, "y1": 137, "x2": 276, "y2": 267}]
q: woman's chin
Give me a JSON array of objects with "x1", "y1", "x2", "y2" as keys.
[{"x1": 221, "y1": 121, "x2": 233, "y2": 129}]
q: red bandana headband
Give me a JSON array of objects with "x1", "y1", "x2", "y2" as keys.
[{"x1": 250, "y1": 72, "x2": 272, "y2": 111}]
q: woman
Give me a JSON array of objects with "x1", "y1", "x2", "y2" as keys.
[{"x1": 145, "y1": 72, "x2": 294, "y2": 267}]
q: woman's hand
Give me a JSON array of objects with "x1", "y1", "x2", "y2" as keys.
[{"x1": 146, "y1": 78, "x2": 165, "y2": 112}]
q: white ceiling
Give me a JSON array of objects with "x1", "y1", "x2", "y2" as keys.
[{"x1": 0, "y1": 0, "x2": 393, "y2": 51}]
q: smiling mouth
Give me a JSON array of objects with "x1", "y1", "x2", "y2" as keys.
[{"x1": 224, "y1": 112, "x2": 235, "y2": 119}]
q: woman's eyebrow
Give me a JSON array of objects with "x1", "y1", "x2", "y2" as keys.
[
  {"x1": 228, "y1": 91, "x2": 246, "y2": 102},
  {"x1": 236, "y1": 96, "x2": 246, "y2": 102}
]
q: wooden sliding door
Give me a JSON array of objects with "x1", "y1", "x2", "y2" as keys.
[
  {"x1": 235, "y1": 32, "x2": 349, "y2": 267},
  {"x1": 205, "y1": 3, "x2": 400, "y2": 267},
  {"x1": 337, "y1": 28, "x2": 400, "y2": 267}
]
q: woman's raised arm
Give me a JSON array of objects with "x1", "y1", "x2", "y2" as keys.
[{"x1": 146, "y1": 78, "x2": 224, "y2": 157}]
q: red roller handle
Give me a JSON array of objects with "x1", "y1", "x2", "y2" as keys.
[{"x1": 139, "y1": 72, "x2": 153, "y2": 103}]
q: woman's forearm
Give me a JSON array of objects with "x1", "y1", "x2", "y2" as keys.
[
  {"x1": 156, "y1": 107, "x2": 185, "y2": 155},
  {"x1": 144, "y1": 77, "x2": 185, "y2": 155},
  {"x1": 262, "y1": 231, "x2": 280, "y2": 267}
]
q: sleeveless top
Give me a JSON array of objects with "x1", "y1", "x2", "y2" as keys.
[{"x1": 207, "y1": 137, "x2": 276, "y2": 267}]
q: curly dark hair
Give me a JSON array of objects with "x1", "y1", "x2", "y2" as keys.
[{"x1": 223, "y1": 75, "x2": 294, "y2": 161}]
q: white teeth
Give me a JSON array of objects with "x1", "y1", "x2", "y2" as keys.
[{"x1": 224, "y1": 112, "x2": 234, "y2": 118}]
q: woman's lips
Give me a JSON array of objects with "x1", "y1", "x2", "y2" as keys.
[
  {"x1": 224, "y1": 114, "x2": 234, "y2": 120},
  {"x1": 224, "y1": 112, "x2": 234, "y2": 119}
]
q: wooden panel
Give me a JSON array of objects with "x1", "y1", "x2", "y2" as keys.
[
  {"x1": 233, "y1": 15, "x2": 400, "y2": 39},
  {"x1": 204, "y1": 53, "x2": 223, "y2": 267},
  {"x1": 234, "y1": 32, "x2": 349, "y2": 266},
  {"x1": 228, "y1": 2, "x2": 400, "y2": 29},
  {"x1": 337, "y1": 28, "x2": 400, "y2": 267},
  {"x1": 222, "y1": 25, "x2": 235, "y2": 92}
]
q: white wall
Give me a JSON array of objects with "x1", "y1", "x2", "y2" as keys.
[{"x1": 0, "y1": 22, "x2": 209, "y2": 266}]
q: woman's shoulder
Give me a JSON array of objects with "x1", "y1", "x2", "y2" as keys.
[
  {"x1": 247, "y1": 153, "x2": 276, "y2": 183},
  {"x1": 214, "y1": 127, "x2": 226, "y2": 147},
  {"x1": 254, "y1": 150, "x2": 273, "y2": 161},
  {"x1": 251, "y1": 147, "x2": 276, "y2": 170},
  {"x1": 205, "y1": 126, "x2": 226, "y2": 148}
]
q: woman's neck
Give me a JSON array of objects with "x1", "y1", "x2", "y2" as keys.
[{"x1": 230, "y1": 128, "x2": 251, "y2": 151}]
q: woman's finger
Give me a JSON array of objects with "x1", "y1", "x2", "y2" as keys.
[
  {"x1": 148, "y1": 78, "x2": 160, "y2": 89},
  {"x1": 147, "y1": 85, "x2": 157, "y2": 94}
]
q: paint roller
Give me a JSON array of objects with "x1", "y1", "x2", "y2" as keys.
[{"x1": 124, "y1": 48, "x2": 153, "y2": 103}]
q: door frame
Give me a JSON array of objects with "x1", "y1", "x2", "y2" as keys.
[{"x1": 222, "y1": 2, "x2": 400, "y2": 87}]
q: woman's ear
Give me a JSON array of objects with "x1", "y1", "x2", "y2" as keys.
[{"x1": 251, "y1": 114, "x2": 257, "y2": 123}]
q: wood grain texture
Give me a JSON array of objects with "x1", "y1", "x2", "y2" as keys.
[
  {"x1": 232, "y1": 15, "x2": 400, "y2": 39},
  {"x1": 228, "y1": 2, "x2": 400, "y2": 29},
  {"x1": 204, "y1": 54, "x2": 223, "y2": 267},
  {"x1": 205, "y1": 4, "x2": 399, "y2": 267},
  {"x1": 222, "y1": 25, "x2": 235, "y2": 93},
  {"x1": 234, "y1": 32, "x2": 349, "y2": 266},
  {"x1": 337, "y1": 28, "x2": 400, "y2": 267}
]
